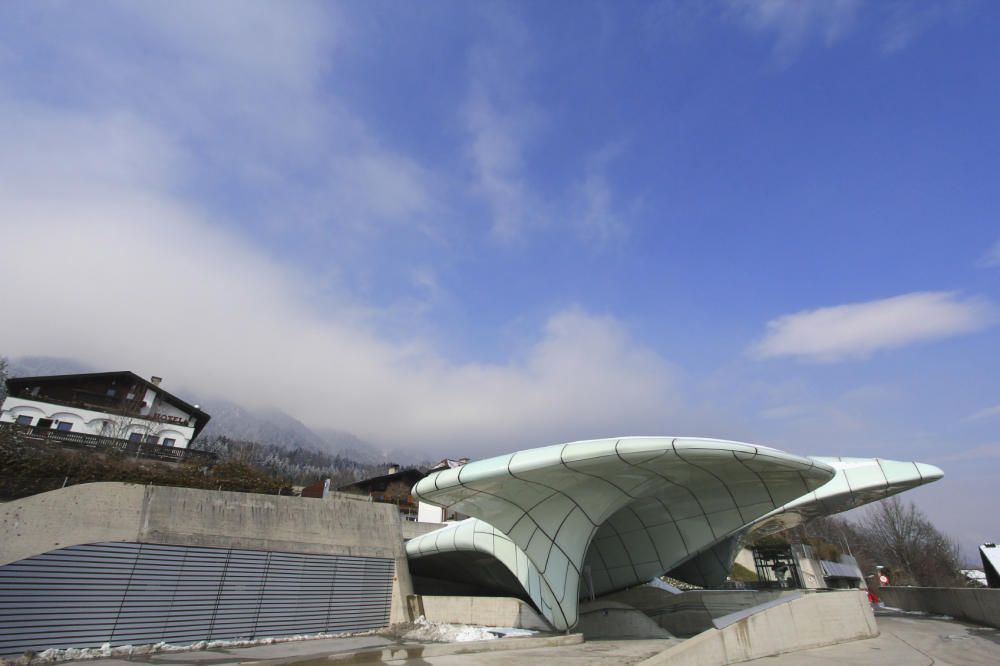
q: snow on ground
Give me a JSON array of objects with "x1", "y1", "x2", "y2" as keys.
[
  {"x1": 647, "y1": 577, "x2": 683, "y2": 594},
  {"x1": 3, "y1": 620, "x2": 538, "y2": 664},
  {"x1": 881, "y1": 606, "x2": 955, "y2": 621},
  {"x1": 5, "y1": 628, "x2": 382, "y2": 664},
  {"x1": 401, "y1": 616, "x2": 536, "y2": 643}
]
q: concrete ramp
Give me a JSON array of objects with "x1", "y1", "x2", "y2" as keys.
[
  {"x1": 602, "y1": 586, "x2": 790, "y2": 637},
  {"x1": 637, "y1": 590, "x2": 877, "y2": 665},
  {"x1": 577, "y1": 599, "x2": 675, "y2": 639}
]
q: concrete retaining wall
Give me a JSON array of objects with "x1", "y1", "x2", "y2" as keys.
[
  {"x1": 577, "y1": 599, "x2": 674, "y2": 639},
  {"x1": 409, "y1": 595, "x2": 551, "y2": 631},
  {"x1": 879, "y1": 587, "x2": 1000, "y2": 629},
  {"x1": 601, "y1": 586, "x2": 791, "y2": 637},
  {"x1": 0, "y1": 482, "x2": 405, "y2": 563},
  {"x1": 402, "y1": 521, "x2": 445, "y2": 540},
  {"x1": 638, "y1": 590, "x2": 877, "y2": 665},
  {"x1": 0, "y1": 482, "x2": 415, "y2": 624}
]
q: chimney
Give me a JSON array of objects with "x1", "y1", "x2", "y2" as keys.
[
  {"x1": 150, "y1": 376, "x2": 163, "y2": 386},
  {"x1": 388, "y1": 463, "x2": 399, "y2": 475}
]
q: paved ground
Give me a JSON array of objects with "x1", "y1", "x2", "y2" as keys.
[
  {"x1": 394, "y1": 638, "x2": 673, "y2": 665},
  {"x1": 742, "y1": 608, "x2": 1000, "y2": 665},
  {"x1": 51, "y1": 608, "x2": 1000, "y2": 666}
]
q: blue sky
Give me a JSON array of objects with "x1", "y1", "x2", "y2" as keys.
[{"x1": 1, "y1": 1, "x2": 998, "y2": 555}]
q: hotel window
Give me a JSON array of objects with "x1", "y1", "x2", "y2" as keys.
[
  {"x1": 162, "y1": 438, "x2": 176, "y2": 447},
  {"x1": 56, "y1": 422, "x2": 73, "y2": 431},
  {"x1": 128, "y1": 433, "x2": 143, "y2": 443},
  {"x1": 15, "y1": 415, "x2": 33, "y2": 425}
]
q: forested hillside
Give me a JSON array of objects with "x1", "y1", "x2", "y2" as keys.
[{"x1": 0, "y1": 429, "x2": 402, "y2": 501}]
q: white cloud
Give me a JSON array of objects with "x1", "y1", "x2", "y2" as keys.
[
  {"x1": 752, "y1": 292, "x2": 995, "y2": 362},
  {"x1": 880, "y1": 1, "x2": 966, "y2": 54},
  {"x1": 460, "y1": 6, "x2": 635, "y2": 247},
  {"x1": 461, "y1": 7, "x2": 544, "y2": 242},
  {"x1": 726, "y1": 0, "x2": 862, "y2": 62},
  {"x1": 978, "y1": 240, "x2": 1000, "y2": 268},
  {"x1": 0, "y1": 3, "x2": 685, "y2": 456},
  {"x1": 0, "y1": 102, "x2": 679, "y2": 456},
  {"x1": 570, "y1": 142, "x2": 635, "y2": 246},
  {"x1": 965, "y1": 405, "x2": 1000, "y2": 422},
  {"x1": 725, "y1": 0, "x2": 966, "y2": 62},
  {"x1": 0, "y1": 1, "x2": 439, "y2": 248},
  {"x1": 463, "y1": 88, "x2": 540, "y2": 241},
  {"x1": 933, "y1": 443, "x2": 1000, "y2": 464}
]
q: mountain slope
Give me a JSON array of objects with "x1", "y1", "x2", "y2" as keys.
[{"x1": 5, "y1": 356, "x2": 404, "y2": 463}]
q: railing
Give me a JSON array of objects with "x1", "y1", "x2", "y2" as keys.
[{"x1": 0, "y1": 423, "x2": 215, "y2": 464}]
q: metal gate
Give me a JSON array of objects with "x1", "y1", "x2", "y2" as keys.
[{"x1": 0, "y1": 542, "x2": 394, "y2": 655}]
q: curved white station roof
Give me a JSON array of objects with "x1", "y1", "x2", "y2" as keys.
[
  {"x1": 668, "y1": 455, "x2": 945, "y2": 587},
  {"x1": 410, "y1": 437, "x2": 830, "y2": 629},
  {"x1": 407, "y1": 437, "x2": 943, "y2": 631}
]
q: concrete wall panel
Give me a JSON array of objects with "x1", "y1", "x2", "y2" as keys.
[
  {"x1": 638, "y1": 590, "x2": 876, "y2": 665},
  {"x1": 414, "y1": 595, "x2": 550, "y2": 631},
  {"x1": 879, "y1": 587, "x2": 1000, "y2": 629},
  {"x1": 0, "y1": 482, "x2": 417, "y2": 650}
]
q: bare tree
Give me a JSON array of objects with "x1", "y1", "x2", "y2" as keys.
[
  {"x1": 0, "y1": 355, "x2": 8, "y2": 404},
  {"x1": 96, "y1": 385, "x2": 166, "y2": 447},
  {"x1": 859, "y1": 496, "x2": 962, "y2": 587}
]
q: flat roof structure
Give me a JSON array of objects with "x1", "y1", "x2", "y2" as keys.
[{"x1": 406, "y1": 436, "x2": 943, "y2": 631}]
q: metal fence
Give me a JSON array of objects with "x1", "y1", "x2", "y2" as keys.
[{"x1": 0, "y1": 542, "x2": 394, "y2": 655}]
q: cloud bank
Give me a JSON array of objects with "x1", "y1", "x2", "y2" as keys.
[
  {"x1": 752, "y1": 292, "x2": 995, "y2": 362},
  {"x1": 0, "y1": 103, "x2": 679, "y2": 456}
]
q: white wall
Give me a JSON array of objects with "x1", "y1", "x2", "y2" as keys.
[
  {"x1": 417, "y1": 501, "x2": 444, "y2": 523},
  {"x1": 0, "y1": 396, "x2": 195, "y2": 448}
]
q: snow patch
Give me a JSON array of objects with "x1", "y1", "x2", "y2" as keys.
[
  {"x1": 5, "y1": 628, "x2": 381, "y2": 664},
  {"x1": 882, "y1": 606, "x2": 955, "y2": 621},
  {"x1": 400, "y1": 616, "x2": 536, "y2": 643},
  {"x1": 647, "y1": 577, "x2": 683, "y2": 594}
]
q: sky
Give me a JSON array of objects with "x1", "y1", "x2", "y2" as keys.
[{"x1": 0, "y1": 1, "x2": 998, "y2": 556}]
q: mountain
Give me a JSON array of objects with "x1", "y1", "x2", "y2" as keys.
[
  {"x1": 4, "y1": 355, "x2": 417, "y2": 464},
  {"x1": 8, "y1": 355, "x2": 97, "y2": 377},
  {"x1": 313, "y1": 427, "x2": 388, "y2": 464},
  {"x1": 196, "y1": 399, "x2": 327, "y2": 451}
]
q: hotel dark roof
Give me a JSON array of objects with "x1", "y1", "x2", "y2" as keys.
[{"x1": 6, "y1": 371, "x2": 211, "y2": 437}]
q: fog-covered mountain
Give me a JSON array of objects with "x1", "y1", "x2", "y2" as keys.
[
  {"x1": 195, "y1": 399, "x2": 393, "y2": 463},
  {"x1": 9, "y1": 356, "x2": 96, "y2": 378},
  {"x1": 197, "y1": 399, "x2": 327, "y2": 451},
  {"x1": 5, "y1": 356, "x2": 420, "y2": 464}
]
